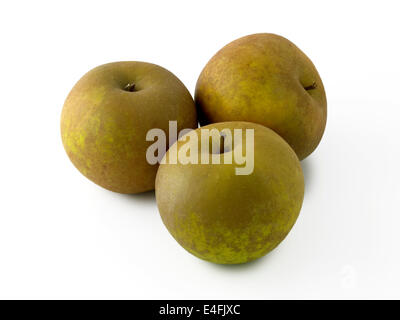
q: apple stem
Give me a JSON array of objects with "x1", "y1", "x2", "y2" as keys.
[
  {"x1": 304, "y1": 82, "x2": 317, "y2": 91},
  {"x1": 124, "y1": 83, "x2": 136, "y2": 92},
  {"x1": 220, "y1": 134, "x2": 225, "y2": 154}
]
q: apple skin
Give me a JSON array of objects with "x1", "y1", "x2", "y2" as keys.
[
  {"x1": 155, "y1": 122, "x2": 304, "y2": 264},
  {"x1": 61, "y1": 62, "x2": 197, "y2": 194},
  {"x1": 195, "y1": 33, "x2": 327, "y2": 160}
]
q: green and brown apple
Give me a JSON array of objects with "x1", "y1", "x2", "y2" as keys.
[
  {"x1": 61, "y1": 61, "x2": 197, "y2": 194},
  {"x1": 195, "y1": 33, "x2": 327, "y2": 160},
  {"x1": 156, "y1": 121, "x2": 304, "y2": 264}
]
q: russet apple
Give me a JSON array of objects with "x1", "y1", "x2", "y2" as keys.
[
  {"x1": 61, "y1": 61, "x2": 197, "y2": 194},
  {"x1": 195, "y1": 33, "x2": 327, "y2": 160},
  {"x1": 156, "y1": 121, "x2": 304, "y2": 264}
]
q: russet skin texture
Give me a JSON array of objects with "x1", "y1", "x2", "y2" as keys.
[
  {"x1": 195, "y1": 33, "x2": 327, "y2": 160},
  {"x1": 61, "y1": 62, "x2": 197, "y2": 194},
  {"x1": 156, "y1": 122, "x2": 304, "y2": 264}
]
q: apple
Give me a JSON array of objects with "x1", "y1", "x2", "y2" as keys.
[
  {"x1": 155, "y1": 121, "x2": 304, "y2": 264},
  {"x1": 195, "y1": 33, "x2": 327, "y2": 160},
  {"x1": 61, "y1": 61, "x2": 197, "y2": 193}
]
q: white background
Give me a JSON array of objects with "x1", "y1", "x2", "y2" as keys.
[{"x1": 0, "y1": 0, "x2": 399, "y2": 299}]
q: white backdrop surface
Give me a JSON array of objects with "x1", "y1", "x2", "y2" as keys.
[{"x1": 0, "y1": 0, "x2": 399, "y2": 299}]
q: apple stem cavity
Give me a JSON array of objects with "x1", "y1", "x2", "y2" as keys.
[
  {"x1": 304, "y1": 82, "x2": 317, "y2": 91},
  {"x1": 124, "y1": 82, "x2": 137, "y2": 92},
  {"x1": 219, "y1": 134, "x2": 226, "y2": 154},
  {"x1": 211, "y1": 133, "x2": 229, "y2": 154}
]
